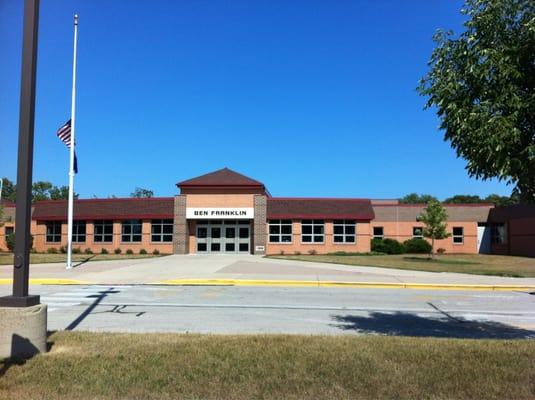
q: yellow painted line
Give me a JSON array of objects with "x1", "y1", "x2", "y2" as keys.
[
  {"x1": 153, "y1": 279, "x2": 535, "y2": 292},
  {"x1": 0, "y1": 279, "x2": 91, "y2": 285}
]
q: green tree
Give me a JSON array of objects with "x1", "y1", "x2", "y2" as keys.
[
  {"x1": 444, "y1": 194, "x2": 483, "y2": 203},
  {"x1": 399, "y1": 193, "x2": 439, "y2": 204},
  {"x1": 419, "y1": 200, "x2": 451, "y2": 258},
  {"x1": 131, "y1": 187, "x2": 154, "y2": 198},
  {"x1": 0, "y1": 205, "x2": 4, "y2": 227},
  {"x1": 49, "y1": 185, "x2": 78, "y2": 200},
  {"x1": 484, "y1": 193, "x2": 519, "y2": 206},
  {"x1": 418, "y1": 0, "x2": 535, "y2": 202},
  {"x1": 1, "y1": 178, "x2": 16, "y2": 201},
  {"x1": 31, "y1": 181, "x2": 53, "y2": 201}
]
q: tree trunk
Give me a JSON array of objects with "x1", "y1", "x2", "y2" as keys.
[{"x1": 431, "y1": 237, "x2": 435, "y2": 260}]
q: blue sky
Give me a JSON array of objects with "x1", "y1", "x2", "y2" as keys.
[{"x1": 0, "y1": 0, "x2": 512, "y2": 199}]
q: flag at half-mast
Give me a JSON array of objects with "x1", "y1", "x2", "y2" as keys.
[{"x1": 56, "y1": 119, "x2": 78, "y2": 173}]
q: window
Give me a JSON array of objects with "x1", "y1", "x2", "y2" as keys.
[
  {"x1": 269, "y1": 220, "x2": 292, "y2": 243},
  {"x1": 151, "y1": 219, "x2": 173, "y2": 242},
  {"x1": 413, "y1": 227, "x2": 424, "y2": 239},
  {"x1": 5, "y1": 227, "x2": 14, "y2": 236},
  {"x1": 122, "y1": 219, "x2": 142, "y2": 242},
  {"x1": 46, "y1": 221, "x2": 62, "y2": 243},
  {"x1": 72, "y1": 220, "x2": 86, "y2": 243},
  {"x1": 491, "y1": 223, "x2": 507, "y2": 244},
  {"x1": 94, "y1": 220, "x2": 113, "y2": 243},
  {"x1": 333, "y1": 220, "x2": 356, "y2": 243},
  {"x1": 452, "y1": 227, "x2": 464, "y2": 244},
  {"x1": 301, "y1": 220, "x2": 324, "y2": 243},
  {"x1": 373, "y1": 226, "x2": 384, "y2": 239}
]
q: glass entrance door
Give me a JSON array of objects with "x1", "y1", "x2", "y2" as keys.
[{"x1": 195, "y1": 220, "x2": 250, "y2": 254}]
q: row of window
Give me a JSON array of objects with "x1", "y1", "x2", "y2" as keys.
[
  {"x1": 45, "y1": 219, "x2": 173, "y2": 243},
  {"x1": 269, "y1": 220, "x2": 356, "y2": 244},
  {"x1": 372, "y1": 226, "x2": 465, "y2": 244}
]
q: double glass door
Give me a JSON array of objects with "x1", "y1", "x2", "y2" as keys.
[{"x1": 196, "y1": 220, "x2": 250, "y2": 253}]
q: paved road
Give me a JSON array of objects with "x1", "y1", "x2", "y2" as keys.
[
  {"x1": 2, "y1": 254, "x2": 535, "y2": 286},
  {"x1": 3, "y1": 284, "x2": 534, "y2": 338}
]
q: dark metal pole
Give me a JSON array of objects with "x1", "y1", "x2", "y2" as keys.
[{"x1": 0, "y1": 0, "x2": 40, "y2": 307}]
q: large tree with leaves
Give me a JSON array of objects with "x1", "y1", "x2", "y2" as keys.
[{"x1": 418, "y1": 0, "x2": 535, "y2": 202}]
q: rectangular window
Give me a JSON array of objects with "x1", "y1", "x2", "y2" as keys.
[
  {"x1": 46, "y1": 221, "x2": 62, "y2": 243},
  {"x1": 122, "y1": 219, "x2": 142, "y2": 242},
  {"x1": 413, "y1": 227, "x2": 424, "y2": 239},
  {"x1": 452, "y1": 227, "x2": 464, "y2": 244},
  {"x1": 491, "y1": 223, "x2": 507, "y2": 244},
  {"x1": 5, "y1": 227, "x2": 14, "y2": 236},
  {"x1": 373, "y1": 226, "x2": 384, "y2": 239},
  {"x1": 301, "y1": 220, "x2": 324, "y2": 243},
  {"x1": 268, "y1": 220, "x2": 292, "y2": 243},
  {"x1": 73, "y1": 220, "x2": 86, "y2": 243},
  {"x1": 333, "y1": 220, "x2": 356, "y2": 243},
  {"x1": 94, "y1": 220, "x2": 113, "y2": 243},
  {"x1": 151, "y1": 219, "x2": 173, "y2": 242}
]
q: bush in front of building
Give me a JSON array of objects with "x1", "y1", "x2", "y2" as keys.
[
  {"x1": 126, "y1": 249, "x2": 133, "y2": 255},
  {"x1": 72, "y1": 247, "x2": 81, "y2": 254},
  {"x1": 114, "y1": 248, "x2": 122, "y2": 255},
  {"x1": 371, "y1": 238, "x2": 405, "y2": 254},
  {"x1": 47, "y1": 247, "x2": 58, "y2": 254},
  {"x1": 84, "y1": 248, "x2": 93, "y2": 255},
  {"x1": 139, "y1": 249, "x2": 147, "y2": 255},
  {"x1": 101, "y1": 248, "x2": 109, "y2": 254},
  {"x1": 60, "y1": 246, "x2": 67, "y2": 254},
  {"x1": 6, "y1": 232, "x2": 33, "y2": 252},
  {"x1": 437, "y1": 248, "x2": 446, "y2": 255},
  {"x1": 152, "y1": 249, "x2": 160, "y2": 255},
  {"x1": 308, "y1": 249, "x2": 317, "y2": 255},
  {"x1": 403, "y1": 238, "x2": 433, "y2": 254}
]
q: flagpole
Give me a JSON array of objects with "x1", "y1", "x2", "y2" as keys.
[{"x1": 66, "y1": 14, "x2": 78, "y2": 270}]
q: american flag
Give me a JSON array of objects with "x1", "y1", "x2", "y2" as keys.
[
  {"x1": 56, "y1": 119, "x2": 72, "y2": 147},
  {"x1": 56, "y1": 119, "x2": 78, "y2": 174}
]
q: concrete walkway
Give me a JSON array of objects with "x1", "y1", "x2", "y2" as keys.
[{"x1": 1, "y1": 254, "x2": 535, "y2": 289}]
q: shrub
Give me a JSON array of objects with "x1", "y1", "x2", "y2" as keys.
[
  {"x1": 152, "y1": 249, "x2": 160, "y2": 255},
  {"x1": 126, "y1": 249, "x2": 133, "y2": 255},
  {"x1": 84, "y1": 248, "x2": 93, "y2": 255},
  {"x1": 139, "y1": 249, "x2": 147, "y2": 255},
  {"x1": 72, "y1": 247, "x2": 81, "y2": 254},
  {"x1": 437, "y1": 248, "x2": 446, "y2": 255},
  {"x1": 6, "y1": 233, "x2": 33, "y2": 252},
  {"x1": 308, "y1": 249, "x2": 317, "y2": 255},
  {"x1": 114, "y1": 248, "x2": 122, "y2": 255},
  {"x1": 294, "y1": 251, "x2": 301, "y2": 255},
  {"x1": 47, "y1": 247, "x2": 58, "y2": 254},
  {"x1": 279, "y1": 250, "x2": 285, "y2": 255},
  {"x1": 59, "y1": 245, "x2": 67, "y2": 254},
  {"x1": 371, "y1": 238, "x2": 405, "y2": 254},
  {"x1": 101, "y1": 248, "x2": 109, "y2": 254},
  {"x1": 403, "y1": 238, "x2": 432, "y2": 254}
]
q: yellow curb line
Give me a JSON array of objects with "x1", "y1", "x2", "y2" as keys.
[
  {"x1": 0, "y1": 279, "x2": 91, "y2": 285},
  {"x1": 153, "y1": 279, "x2": 535, "y2": 292}
]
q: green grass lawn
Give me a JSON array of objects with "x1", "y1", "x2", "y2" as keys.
[
  {"x1": 0, "y1": 252, "x2": 163, "y2": 266},
  {"x1": 0, "y1": 332, "x2": 533, "y2": 400},
  {"x1": 268, "y1": 254, "x2": 535, "y2": 277}
]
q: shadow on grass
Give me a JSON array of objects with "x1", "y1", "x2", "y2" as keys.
[
  {"x1": 0, "y1": 331, "x2": 56, "y2": 379},
  {"x1": 332, "y1": 312, "x2": 535, "y2": 339},
  {"x1": 72, "y1": 254, "x2": 96, "y2": 268},
  {"x1": 402, "y1": 256, "x2": 480, "y2": 265}
]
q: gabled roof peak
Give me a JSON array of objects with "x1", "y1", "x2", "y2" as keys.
[{"x1": 177, "y1": 168, "x2": 265, "y2": 188}]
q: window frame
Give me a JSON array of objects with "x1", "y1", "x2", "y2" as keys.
[
  {"x1": 301, "y1": 220, "x2": 325, "y2": 244},
  {"x1": 452, "y1": 226, "x2": 464, "y2": 244},
  {"x1": 72, "y1": 220, "x2": 86, "y2": 243},
  {"x1": 333, "y1": 220, "x2": 356, "y2": 244},
  {"x1": 491, "y1": 223, "x2": 507, "y2": 244},
  {"x1": 268, "y1": 220, "x2": 293, "y2": 244},
  {"x1": 151, "y1": 219, "x2": 173, "y2": 243},
  {"x1": 93, "y1": 220, "x2": 114, "y2": 243},
  {"x1": 45, "y1": 221, "x2": 62, "y2": 243},
  {"x1": 121, "y1": 219, "x2": 142, "y2": 243},
  {"x1": 373, "y1": 226, "x2": 384, "y2": 239},
  {"x1": 412, "y1": 226, "x2": 424, "y2": 239}
]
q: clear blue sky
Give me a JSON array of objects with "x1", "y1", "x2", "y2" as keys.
[{"x1": 0, "y1": 0, "x2": 512, "y2": 199}]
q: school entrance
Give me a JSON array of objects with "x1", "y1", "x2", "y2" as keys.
[{"x1": 195, "y1": 220, "x2": 251, "y2": 254}]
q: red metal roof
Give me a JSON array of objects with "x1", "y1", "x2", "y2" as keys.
[
  {"x1": 267, "y1": 198, "x2": 374, "y2": 220},
  {"x1": 32, "y1": 197, "x2": 174, "y2": 221},
  {"x1": 177, "y1": 168, "x2": 265, "y2": 188}
]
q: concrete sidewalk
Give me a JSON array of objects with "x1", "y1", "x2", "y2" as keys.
[{"x1": 1, "y1": 254, "x2": 535, "y2": 290}]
